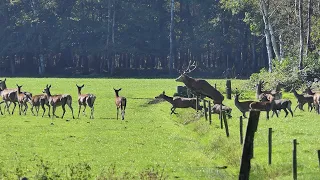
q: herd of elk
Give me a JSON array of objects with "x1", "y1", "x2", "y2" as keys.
[{"x1": 155, "y1": 91, "x2": 202, "y2": 114}]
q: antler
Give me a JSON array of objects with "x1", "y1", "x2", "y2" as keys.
[{"x1": 183, "y1": 61, "x2": 197, "y2": 74}]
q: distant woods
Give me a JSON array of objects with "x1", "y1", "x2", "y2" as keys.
[{"x1": 0, "y1": 0, "x2": 320, "y2": 77}]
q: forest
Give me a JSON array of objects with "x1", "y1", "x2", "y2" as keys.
[{"x1": 1, "y1": 0, "x2": 320, "y2": 78}]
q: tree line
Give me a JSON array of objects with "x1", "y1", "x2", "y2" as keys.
[{"x1": 0, "y1": 0, "x2": 320, "y2": 78}]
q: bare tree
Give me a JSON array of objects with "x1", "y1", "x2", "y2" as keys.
[
  {"x1": 169, "y1": 0, "x2": 175, "y2": 75},
  {"x1": 298, "y1": 0, "x2": 304, "y2": 70}
]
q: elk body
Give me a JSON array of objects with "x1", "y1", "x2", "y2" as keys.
[
  {"x1": 43, "y1": 85, "x2": 75, "y2": 119},
  {"x1": 271, "y1": 99, "x2": 294, "y2": 117},
  {"x1": 155, "y1": 91, "x2": 202, "y2": 114},
  {"x1": 234, "y1": 93, "x2": 256, "y2": 118},
  {"x1": 291, "y1": 89, "x2": 313, "y2": 112},
  {"x1": 210, "y1": 104, "x2": 232, "y2": 118},
  {"x1": 175, "y1": 61, "x2": 224, "y2": 104},
  {"x1": 256, "y1": 80, "x2": 282, "y2": 101},
  {"x1": 249, "y1": 95, "x2": 276, "y2": 120},
  {"x1": 28, "y1": 94, "x2": 50, "y2": 117},
  {"x1": 114, "y1": 88, "x2": 127, "y2": 120},
  {"x1": 0, "y1": 79, "x2": 18, "y2": 114},
  {"x1": 16, "y1": 84, "x2": 32, "y2": 115},
  {"x1": 304, "y1": 87, "x2": 320, "y2": 114},
  {"x1": 76, "y1": 84, "x2": 96, "y2": 119}
]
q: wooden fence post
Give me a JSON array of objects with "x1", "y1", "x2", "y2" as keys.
[
  {"x1": 208, "y1": 101, "x2": 212, "y2": 125},
  {"x1": 239, "y1": 111, "x2": 261, "y2": 180},
  {"x1": 293, "y1": 139, "x2": 298, "y2": 180},
  {"x1": 196, "y1": 96, "x2": 199, "y2": 112},
  {"x1": 318, "y1": 150, "x2": 320, "y2": 167},
  {"x1": 226, "y1": 80, "x2": 231, "y2": 99},
  {"x1": 203, "y1": 100, "x2": 208, "y2": 121},
  {"x1": 240, "y1": 116, "x2": 243, "y2": 145},
  {"x1": 268, "y1": 128, "x2": 272, "y2": 165},
  {"x1": 222, "y1": 112, "x2": 229, "y2": 137}
]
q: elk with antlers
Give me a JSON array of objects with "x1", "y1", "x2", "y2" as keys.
[
  {"x1": 16, "y1": 84, "x2": 32, "y2": 115},
  {"x1": 256, "y1": 80, "x2": 282, "y2": 101},
  {"x1": 155, "y1": 91, "x2": 202, "y2": 114},
  {"x1": 114, "y1": 88, "x2": 127, "y2": 120},
  {"x1": 175, "y1": 61, "x2": 224, "y2": 104},
  {"x1": 76, "y1": 84, "x2": 96, "y2": 119},
  {"x1": 43, "y1": 84, "x2": 75, "y2": 119}
]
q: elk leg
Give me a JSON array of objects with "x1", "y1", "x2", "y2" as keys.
[
  {"x1": 41, "y1": 104, "x2": 46, "y2": 117},
  {"x1": 24, "y1": 104, "x2": 28, "y2": 115},
  {"x1": 78, "y1": 105, "x2": 81, "y2": 118},
  {"x1": 61, "y1": 105, "x2": 66, "y2": 119},
  {"x1": 47, "y1": 104, "x2": 51, "y2": 117},
  {"x1": 31, "y1": 105, "x2": 36, "y2": 116},
  {"x1": 283, "y1": 108, "x2": 289, "y2": 117},
  {"x1": 52, "y1": 106, "x2": 58, "y2": 118},
  {"x1": 11, "y1": 102, "x2": 17, "y2": 115},
  {"x1": 170, "y1": 107, "x2": 177, "y2": 114},
  {"x1": 308, "y1": 102, "x2": 313, "y2": 112},
  {"x1": 266, "y1": 111, "x2": 269, "y2": 120},
  {"x1": 116, "y1": 107, "x2": 119, "y2": 120},
  {"x1": 67, "y1": 103, "x2": 75, "y2": 119},
  {"x1": 242, "y1": 112, "x2": 247, "y2": 118},
  {"x1": 90, "y1": 106, "x2": 94, "y2": 119},
  {"x1": 82, "y1": 104, "x2": 87, "y2": 116},
  {"x1": 121, "y1": 106, "x2": 124, "y2": 120},
  {"x1": 36, "y1": 105, "x2": 40, "y2": 116}
]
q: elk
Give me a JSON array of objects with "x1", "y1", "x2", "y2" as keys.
[
  {"x1": 210, "y1": 103, "x2": 232, "y2": 119},
  {"x1": 291, "y1": 88, "x2": 313, "y2": 112},
  {"x1": 16, "y1": 84, "x2": 32, "y2": 115},
  {"x1": 76, "y1": 84, "x2": 96, "y2": 119},
  {"x1": 0, "y1": 78, "x2": 18, "y2": 114},
  {"x1": 43, "y1": 84, "x2": 75, "y2": 119},
  {"x1": 249, "y1": 94, "x2": 277, "y2": 120},
  {"x1": 256, "y1": 80, "x2": 282, "y2": 101},
  {"x1": 304, "y1": 86, "x2": 320, "y2": 114},
  {"x1": 175, "y1": 61, "x2": 224, "y2": 104},
  {"x1": 28, "y1": 93, "x2": 50, "y2": 117},
  {"x1": 234, "y1": 92, "x2": 257, "y2": 118},
  {"x1": 155, "y1": 91, "x2": 202, "y2": 114},
  {"x1": 114, "y1": 88, "x2": 127, "y2": 120},
  {"x1": 269, "y1": 96, "x2": 294, "y2": 118}
]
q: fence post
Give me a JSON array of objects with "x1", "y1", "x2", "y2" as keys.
[
  {"x1": 203, "y1": 100, "x2": 208, "y2": 121},
  {"x1": 268, "y1": 128, "x2": 272, "y2": 165},
  {"x1": 318, "y1": 150, "x2": 320, "y2": 167},
  {"x1": 226, "y1": 80, "x2": 231, "y2": 99},
  {"x1": 208, "y1": 101, "x2": 212, "y2": 125},
  {"x1": 196, "y1": 96, "x2": 199, "y2": 112},
  {"x1": 240, "y1": 116, "x2": 243, "y2": 145},
  {"x1": 222, "y1": 112, "x2": 229, "y2": 137},
  {"x1": 239, "y1": 111, "x2": 260, "y2": 180},
  {"x1": 293, "y1": 139, "x2": 298, "y2": 180}
]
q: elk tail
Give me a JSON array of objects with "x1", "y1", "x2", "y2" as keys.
[{"x1": 87, "y1": 94, "x2": 96, "y2": 107}]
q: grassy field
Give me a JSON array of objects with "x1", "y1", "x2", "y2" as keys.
[{"x1": 0, "y1": 78, "x2": 319, "y2": 179}]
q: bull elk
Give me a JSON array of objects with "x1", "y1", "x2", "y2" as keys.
[
  {"x1": 175, "y1": 61, "x2": 224, "y2": 104},
  {"x1": 16, "y1": 84, "x2": 32, "y2": 115},
  {"x1": 256, "y1": 80, "x2": 282, "y2": 101},
  {"x1": 155, "y1": 91, "x2": 202, "y2": 114},
  {"x1": 76, "y1": 84, "x2": 96, "y2": 119},
  {"x1": 114, "y1": 88, "x2": 127, "y2": 120},
  {"x1": 43, "y1": 84, "x2": 75, "y2": 119}
]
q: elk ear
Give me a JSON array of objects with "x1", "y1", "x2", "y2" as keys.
[
  {"x1": 81, "y1": 84, "x2": 84, "y2": 88},
  {"x1": 113, "y1": 88, "x2": 116, "y2": 91},
  {"x1": 4, "y1": 78, "x2": 6, "y2": 82},
  {"x1": 119, "y1": 88, "x2": 122, "y2": 91},
  {"x1": 48, "y1": 85, "x2": 51, "y2": 88}
]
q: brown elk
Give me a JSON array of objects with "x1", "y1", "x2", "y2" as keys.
[
  {"x1": 304, "y1": 86, "x2": 320, "y2": 114},
  {"x1": 175, "y1": 61, "x2": 224, "y2": 104},
  {"x1": 291, "y1": 88, "x2": 313, "y2": 112},
  {"x1": 256, "y1": 80, "x2": 282, "y2": 101},
  {"x1": 234, "y1": 92, "x2": 257, "y2": 118},
  {"x1": 43, "y1": 84, "x2": 75, "y2": 119},
  {"x1": 114, "y1": 88, "x2": 127, "y2": 120},
  {"x1": 0, "y1": 78, "x2": 18, "y2": 114},
  {"x1": 76, "y1": 84, "x2": 96, "y2": 119},
  {"x1": 28, "y1": 93, "x2": 50, "y2": 117},
  {"x1": 210, "y1": 103, "x2": 232, "y2": 119},
  {"x1": 16, "y1": 84, "x2": 32, "y2": 115},
  {"x1": 249, "y1": 94, "x2": 277, "y2": 120},
  {"x1": 155, "y1": 91, "x2": 202, "y2": 114}
]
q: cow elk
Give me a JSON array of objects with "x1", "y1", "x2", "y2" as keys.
[
  {"x1": 0, "y1": 78, "x2": 18, "y2": 114},
  {"x1": 304, "y1": 86, "x2": 320, "y2": 114},
  {"x1": 155, "y1": 91, "x2": 202, "y2": 114},
  {"x1": 28, "y1": 93, "x2": 50, "y2": 117},
  {"x1": 114, "y1": 88, "x2": 127, "y2": 120},
  {"x1": 269, "y1": 96, "x2": 294, "y2": 118},
  {"x1": 291, "y1": 88, "x2": 313, "y2": 112},
  {"x1": 175, "y1": 61, "x2": 224, "y2": 104},
  {"x1": 234, "y1": 92, "x2": 257, "y2": 118},
  {"x1": 249, "y1": 94, "x2": 277, "y2": 120},
  {"x1": 76, "y1": 84, "x2": 96, "y2": 119},
  {"x1": 43, "y1": 84, "x2": 75, "y2": 119},
  {"x1": 16, "y1": 84, "x2": 32, "y2": 115}
]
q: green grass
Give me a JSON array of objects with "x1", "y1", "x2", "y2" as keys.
[{"x1": 0, "y1": 78, "x2": 319, "y2": 179}]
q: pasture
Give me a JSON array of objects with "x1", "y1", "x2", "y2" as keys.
[{"x1": 0, "y1": 78, "x2": 319, "y2": 179}]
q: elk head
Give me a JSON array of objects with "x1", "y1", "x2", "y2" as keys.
[
  {"x1": 43, "y1": 84, "x2": 52, "y2": 95},
  {"x1": 76, "y1": 84, "x2": 85, "y2": 94},
  {"x1": 175, "y1": 61, "x2": 196, "y2": 83},
  {"x1": 155, "y1": 91, "x2": 166, "y2": 99}
]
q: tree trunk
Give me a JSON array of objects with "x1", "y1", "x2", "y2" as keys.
[
  {"x1": 169, "y1": 0, "x2": 175, "y2": 75},
  {"x1": 260, "y1": 0, "x2": 273, "y2": 72},
  {"x1": 306, "y1": 0, "x2": 312, "y2": 55},
  {"x1": 298, "y1": 0, "x2": 304, "y2": 70}
]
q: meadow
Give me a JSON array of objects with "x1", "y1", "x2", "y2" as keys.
[{"x1": 0, "y1": 78, "x2": 319, "y2": 179}]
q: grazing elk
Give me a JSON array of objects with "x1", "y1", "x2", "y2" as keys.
[
  {"x1": 155, "y1": 91, "x2": 202, "y2": 114},
  {"x1": 43, "y1": 84, "x2": 75, "y2": 119},
  {"x1": 256, "y1": 80, "x2": 282, "y2": 101},
  {"x1": 234, "y1": 92, "x2": 257, "y2": 118},
  {"x1": 16, "y1": 84, "x2": 32, "y2": 115},
  {"x1": 291, "y1": 88, "x2": 313, "y2": 112},
  {"x1": 175, "y1": 61, "x2": 224, "y2": 104},
  {"x1": 76, "y1": 84, "x2": 96, "y2": 119},
  {"x1": 304, "y1": 86, "x2": 320, "y2": 114},
  {"x1": 249, "y1": 94, "x2": 277, "y2": 120},
  {"x1": 114, "y1": 88, "x2": 127, "y2": 120},
  {"x1": 210, "y1": 103, "x2": 232, "y2": 119},
  {"x1": 28, "y1": 93, "x2": 50, "y2": 117}
]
